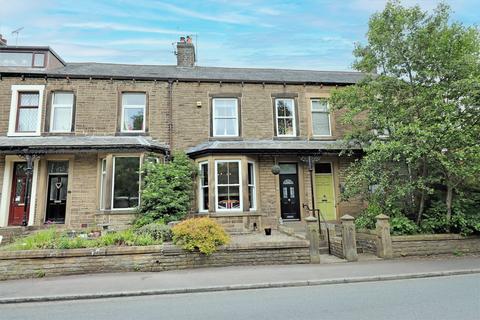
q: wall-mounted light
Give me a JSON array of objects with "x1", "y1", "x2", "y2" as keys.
[{"x1": 196, "y1": 101, "x2": 202, "y2": 108}]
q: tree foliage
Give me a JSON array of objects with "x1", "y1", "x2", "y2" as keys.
[
  {"x1": 136, "y1": 151, "x2": 197, "y2": 226},
  {"x1": 331, "y1": 0, "x2": 480, "y2": 233}
]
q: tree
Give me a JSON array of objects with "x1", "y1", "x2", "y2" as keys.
[
  {"x1": 330, "y1": 1, "x2": 480, "y2": 227},
  {"x1": 136, "y1": 151, "x2": 197, "y2": 226}
]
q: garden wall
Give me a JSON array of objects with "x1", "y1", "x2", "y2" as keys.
[
  {"x1": 356, "y1": 230, "x2": 378, "y2": 255},
  {"x1": 0, "y1": 240, "x2": 310, "y2": 281},
  {"x1": 392, "y1": 234, "x2": 480, "y2": 257},
  {"x1": 330, "y1": 236, "x2": 344, "y2": 259}
]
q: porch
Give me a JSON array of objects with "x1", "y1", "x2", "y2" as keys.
[
  {"x1": 0, "y1": 136, "x2": 167, "y2": 229},
  {"x1": 187, "y1": 139, "x2": 364, "y2": 233}
]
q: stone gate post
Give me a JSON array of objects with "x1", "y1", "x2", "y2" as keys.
[
  {"x1": 305, "y1": 215, "x2": 320, "y2": 264},
  {"x1": 375, "y1": 214, "x2": 393, "y2": 259},
  {"x1": 341, "y1": 214, "x2": 358, "y2": 262}
]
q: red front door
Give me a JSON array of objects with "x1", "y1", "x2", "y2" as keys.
[{"x1": 8, "y1": 162, "x2": 29, "y2": 226}]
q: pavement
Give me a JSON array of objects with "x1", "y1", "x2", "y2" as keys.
[{"x1": 0, "y1": 255, "x2": 479, "y2": 304}]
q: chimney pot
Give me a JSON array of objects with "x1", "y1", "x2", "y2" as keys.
[{"x1": 176, "y1": 36, "x2": 195, "y2": 67}]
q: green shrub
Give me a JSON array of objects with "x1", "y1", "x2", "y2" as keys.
[
  {"x1": 135, "y1": 222, "x2": 172, "y2": 242},
  {"x1": 172, "y1": 217, "x2": 230, "y2": 255},
  {"x1": 390, "y1": 216, "x2": 419, "y2": 235},
  {"x1": 355, "y1": 202, "x2": 382, "y2": 230},
  {"x1": 6, "y1": 227, "x2": 60, "y2": 250},
  {"x1": 136, "y1": 151, "x2": 197, "y2": 226}
]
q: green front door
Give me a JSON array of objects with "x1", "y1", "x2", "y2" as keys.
[{"x1": 315, "y1": 163, "x2": 336, "y2": 221}]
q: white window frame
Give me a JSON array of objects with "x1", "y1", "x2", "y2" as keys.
[
  {"x1": 8, "y1": 85, "x2": 45, "y2": 137},
  {"x1": 275, "y1": 98, "x2": 296, "y2": 137},
  {"x1": 111, "y1": 156, "x2": 141, "y2": 210},
  {"x1": 198, "y1": 161, "x2": 209, "y2": 213},
  {"x1": 99, "y1": 158, "x2": 107, "y2": 210},
  {"x1": 311, "y1": 98, "x2": 332, "y2": 137},
  {"x1": 215, "y1": 160, "x2": 243, "y2": 212},
  {"x1": 50, "y1": 91, "x2": 74, "y2": 133},
  {"x1": 121, "y1": 93, "x2": 146, "y2": 133},
  {"x1": 247, "y1": 161, "x2": 256, "y2": 211},
  {"x1": 212, "y1": 98, "x2": 239, "y2": 137}
]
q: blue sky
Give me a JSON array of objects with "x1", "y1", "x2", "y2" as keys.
[{"x1": 0, "y1": 0, "x2": 478, "y2": 70}]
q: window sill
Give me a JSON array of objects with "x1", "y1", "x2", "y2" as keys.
[
  {"x1": 115, "y1": 132, "x2": 149, "y2": 136},
  {"x1": 272, "y1": 136, "x2": 301, "y2": 141},
  {"x1": 309, "y1": 136, "x2": 336, "y2": 141},
  {"x1": 43, "y1": 132, "x2": 75, "y2": 136},
  {"x1": 196, "y1": 211, "x2": 264, "y2": 217},
  {"x1": 8, "y1": 132, "x2": 41, "y2": 137},
  {"x1": 209, "y1": 137, "x2": 243, "y2": 141},
  {"x1": 96, "y1": 209, "x2": 137, "y2": 215}
]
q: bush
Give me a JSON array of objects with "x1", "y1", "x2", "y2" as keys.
[
  {"x1": 135, "y1": 222, "x2": 172, "y2": 242},
  {"x1": 355, "y1": 202, "x2": 382, "y2": 230},
  {"x1": 390, "y1": 216, "x2": 419, "y2": 235},
  {"x1": 136, "y1": 151, "x2": 197, "y2": 226},
  {"x1": 95, "y1": 229, "x2": 160, "y2": 247},
  {"x1": 172, "y1": 217, "x2": 230, "y2": 255}
]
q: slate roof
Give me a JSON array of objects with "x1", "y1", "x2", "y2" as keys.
[
  {"x1": 1, "y1": 62, "x2": 366, "y2": 85},
  {"x1": 187, "y1": 139, "x2": 363, "y2": 156},
  {"x1": 0, "y1": 136, "x2": 168, "y2": 154}
]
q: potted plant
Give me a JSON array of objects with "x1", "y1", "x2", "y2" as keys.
[{"x1": 264, "y1": 227, "x2": 272, "y2": 236}]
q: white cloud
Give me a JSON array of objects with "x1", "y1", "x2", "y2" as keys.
[{"x1": 63, "y1": 22, "x2": 190, "y2": 35}]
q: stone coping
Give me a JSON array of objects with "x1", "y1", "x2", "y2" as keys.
[
  {"x1": 392, "y1": 234, "x2": 478, "y2": 242},
  {"x1": 0, "y1": 238, "x2": 309, "y2": 261}
]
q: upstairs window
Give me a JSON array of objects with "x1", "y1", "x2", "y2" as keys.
[
  {"x1": 311, "y1": 99, "x2": 331, "y2": 136},
  {"x1": 121, "y1": 93, "x2": 146, "y2": 132},
  {"x1": 0, "y1": 51, "x2": 46, "y2": 68},
  {"x1": 212, "y1": 98, "x2": 239, "y2": 137},
  {"x1": 16, "y1": 92, "x2": 39, "y2": 133},
  {"x1": 275, "y1": 98, "x2": 296, "y2": 137},
  {"x1": 50, "y1": 92, "x2": 74, "y2": 132},
  {"x1": 9, "y1": 85, "x2": 44, "y2": 136}
]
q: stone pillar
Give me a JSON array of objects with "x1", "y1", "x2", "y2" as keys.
[
  {"x1": 376, "y1": 214, "x2": 393, "y2": 259},
  {"x1": 341, "y1": 214, "x2": 358, "y2": 262},
  {"x1": 305, "y1": 215, "x2": 320, "y2": 264}
]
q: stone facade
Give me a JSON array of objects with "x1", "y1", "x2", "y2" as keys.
[
  {"x1": 0, "y1": 46, "x2": 364, "y2": 231},
  {"x1": 0, "y1": 241, "x2": 310, "y2": 280}
]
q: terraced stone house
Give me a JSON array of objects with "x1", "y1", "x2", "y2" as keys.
[{"x1": 0, "y1": 36, "x2": 364, "y2": 234}]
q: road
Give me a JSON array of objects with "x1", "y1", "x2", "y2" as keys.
[{"x1": 1, "y1": 274, "x2": 479, "y2": 320}]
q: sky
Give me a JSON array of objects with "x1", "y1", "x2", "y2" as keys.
[{"x1": 0, "y1": 0, "x2": 478, "y2": 71}]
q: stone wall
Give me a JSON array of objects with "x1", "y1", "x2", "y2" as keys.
[
  {"x1": 0, "y1": 240, "x2": 310, "y2": 280},
  {"x1": 330, "y1": 236, "x2": 344, "y2": 259},
  {"x1": 356, "y1": 230, "x2": 377, "y2": 255},
  {"x1": 392, "y1": 234, "x2": 480, "y2": 257}
]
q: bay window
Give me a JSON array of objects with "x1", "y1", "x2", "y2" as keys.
[
  {"x1": 99, "y1": 158, "x2": 107, "y2": 210},
  {"x1": 247, "y1": 162, "x2": 256, "y2": 210},
  {"x1": 215, "y1": 160, "x2": 242, "y2": 211},
  {"x1": 212, "y1": 98, "x2": 239, "y2": 137},
  {"x1": 199, "y1": 162, "x2": 209, "y2": 212},
  {"x1": 112, "y1": 156, "x2": 140, "y2": 209},
  {"x1": 275, "y1": 98, "x2": 296, "y2": 136},
  {"x1": 121, "y1": 93, "x2": 146, "y2": 132},
  {"x1": 50, "y1": 92, "x2": 74, "y2": 132},
  {"x1": 311, "y1": 99, "x2": 331, "y2": 136}
]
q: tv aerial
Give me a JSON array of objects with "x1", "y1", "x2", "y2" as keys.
[{"x1": 11, "y1": 27, "x2": 24, "y2": 46}]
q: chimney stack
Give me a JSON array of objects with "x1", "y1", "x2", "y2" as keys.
[
  {"x1": 0, "y1": 34, "x2": 7, "y2": 47},
  {"x1": 176, "y1": 35, "x2": 195, "y2": 67}
]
